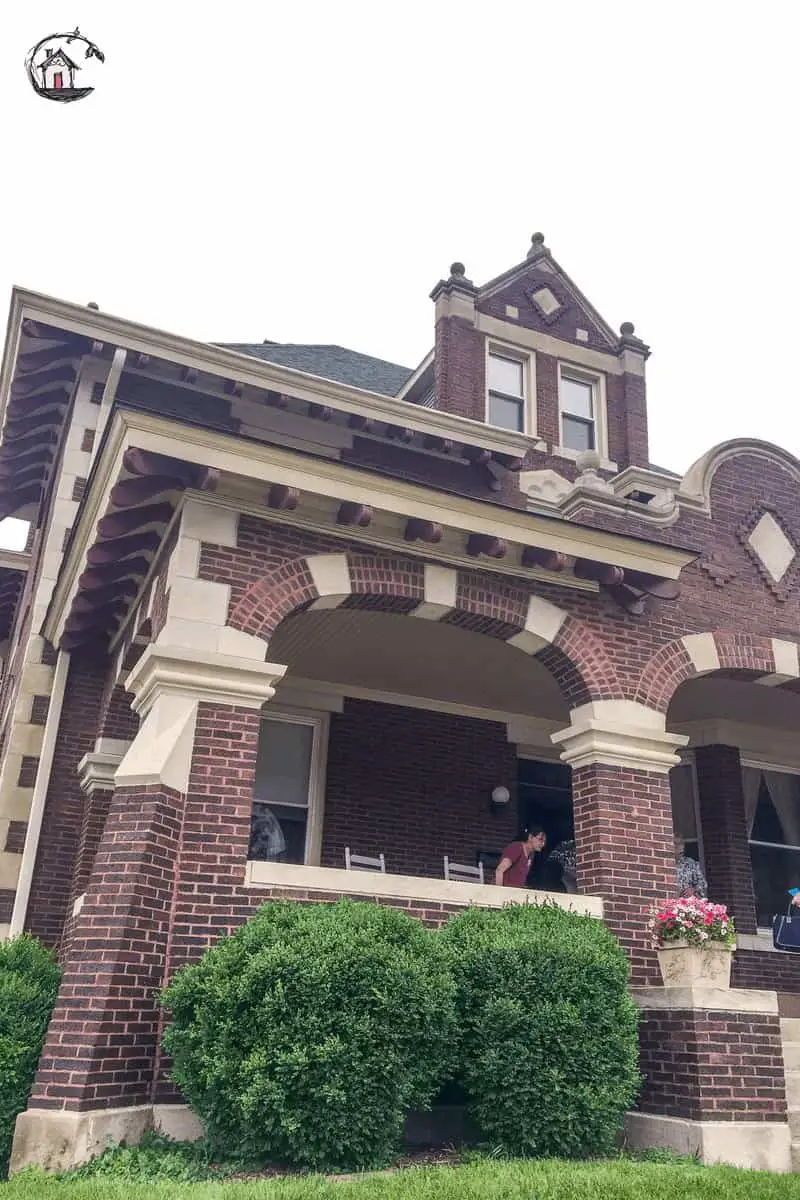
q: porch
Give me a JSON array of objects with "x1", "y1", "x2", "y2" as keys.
[{"x1": 243, "y1": 604, "x2": 800, "y2": 999}]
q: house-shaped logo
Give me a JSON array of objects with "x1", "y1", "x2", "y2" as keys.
[{"x1": 25, "y1": 28, "x2": 105, "y2": 103}]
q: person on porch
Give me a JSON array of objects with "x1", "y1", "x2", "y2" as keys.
[
  {"x1": 495, "y1": 827, "x2": 546, "y2": 888},
  {"x1": 675, "y1": 836, "x2": 707, "y2": 898}
]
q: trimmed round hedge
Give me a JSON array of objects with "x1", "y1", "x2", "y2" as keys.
[
  {"x1": 161, "y1": 899, "x2": 456, "y2": 1171},
  {"x1": 439, "y1": 901, "x2": 642, "y2": 1158},
  {"x1": 0, "y1": 935, "x2": 61, "y2": 1174}
]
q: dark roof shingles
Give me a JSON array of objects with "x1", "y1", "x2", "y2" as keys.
[{"x1": 221, "y1": 342, "x2": 412, "y2": 397}]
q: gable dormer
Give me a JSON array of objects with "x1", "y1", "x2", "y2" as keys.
[{"x1": 430, "y1": 234, "x2": 650, "y2": 471}]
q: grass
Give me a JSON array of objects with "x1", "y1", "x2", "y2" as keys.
[{"x1": 2, "y1": 1155, "x2": 800, "y2": 1199}]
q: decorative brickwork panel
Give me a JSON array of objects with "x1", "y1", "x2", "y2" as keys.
[
  {"x1": 694, "y1": 745, "x2": 758, "y2": 935},
  {"x1": 571, "y1": 763, "x2": 675, "y2": 984},
  {"x1": 0, "y1": 889, "x2": 14, "y2": 922},
  {"x1": 80, "y1": 428, "x2": 95, "y2": 453},
  {"x1": 323, "y1": 700, "x2": 517, "y2": 878},
  {"x1": 26, "y1": 655, "x2": 107, "y2": 948},
  {"x1": 28, "y1": 784, "x2": 184, "y2": 1112},
  {"x1": 637, "y1": 1008, "x2": 787, "y2": 1121},
  {"x1": 17, "y1": 756, "x2": 39, "y2": 787},
  {"x1": 4, "y1": 819, "x2": 27, "y2": 854},
  {"x1": 71, "y1": 477, "x2": 87, "y2": 502},
  {"x1": 30, "y1": 695, "x2": 50, "y2": 725}
]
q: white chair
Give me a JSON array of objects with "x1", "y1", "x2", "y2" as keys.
[
  {"x1": 345, "y1": 847, "x2": 386, "y2": 873},
  {"x1": 443, "y1": 856, "x2": 484, "y2": 884}
]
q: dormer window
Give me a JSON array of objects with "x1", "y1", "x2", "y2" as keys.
[
  {"x1": 487, "y1": 348, "x2": 531, "y2": 433},
  {"x1": 558, "y1": 365, "x2": 607, "y2": 456},
  {"x1": 560, "y1": 373, "x2": 595, "y2": 451}
]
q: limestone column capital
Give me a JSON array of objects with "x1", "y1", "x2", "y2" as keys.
[
  {"x1": 125, "y1": 644, "x2": 287, "y2": 719},
  {"x1": 78, "y1": 738, "x2": 132, "y2": 793},
  {"x1": 551, "y1": 700, "x2": 688, "y2": 774}
]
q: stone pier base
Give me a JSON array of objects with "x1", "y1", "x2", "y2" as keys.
[{"x1": 625, "y1": 1111, "x2": 792, "y2": 1172}]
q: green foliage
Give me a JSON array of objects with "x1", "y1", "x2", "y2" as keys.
[
  {"x1": 4, "y1": 1155, "x2": 794, "y2": 1198},
  {"x1": 439, "y1": 902, "x2": 642, "y2": 1159},
  {"x1": 0, "y1": 935, "x2": 61, "y2": 1174},
  {"x1": 60, "y1": 1133, "x2": 223, "y2": 1183},
  {"x1": 161, "y1": 899, "x2": 456, "y2": 1172}
]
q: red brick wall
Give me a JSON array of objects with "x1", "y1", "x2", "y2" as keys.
[
  {"x1": 619, "y1": 371, "x2": 649, "y2": 468},
  {"x1": 694, "y1": 745, "x2": 758, "y2": 935},
  {"x1": 637, "y1": 1007, "x2": 787, "y2": 1121},
  {"x1": 26, "y1": 654, "x2": 108, "y2": 948},
  {"x1": 733, "y1": 950, "x2": 800, "y2": 994},
  {"x1": 433, "y1": 315, "x2": 485, "y2": 421},
  {"x1": 572, "y1": 763, "x2": 675, "y2": 985},
  {"x1": 29, "y1": 783, "x2": 184, "y2": 1112},
  {"x1": 322, "y1": 699, "x2": 517, "y2": 877}
]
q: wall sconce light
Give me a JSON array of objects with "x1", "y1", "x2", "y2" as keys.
[{"x1": 490, "y1": 785, "x2": 510, "y2": 814}]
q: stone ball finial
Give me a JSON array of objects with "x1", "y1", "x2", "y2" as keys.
[
  {"x1": 449, "y1": 262, "x2": 466, "y2": 279},
  {"x1": 531, "y1": 232, "x2": 545, "y2": 247},
  {"x1": 620, "y1": 321, "x2": 635, "y2": 336},
  {"x1": 87, "y1": 301, "x2": 99, "y2": 310}
]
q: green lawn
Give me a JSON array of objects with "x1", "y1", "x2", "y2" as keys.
[{"x1": 2, "y1": 1159, "x2": 800, "y2": 1200}]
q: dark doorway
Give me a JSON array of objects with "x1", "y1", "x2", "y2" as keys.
[{"x1": 518, "y1": 758, "x2": 574, "y2": 889}]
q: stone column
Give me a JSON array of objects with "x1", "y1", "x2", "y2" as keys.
[
  {"x1": 10, "y1": 643, "x2": 285, "y2": 1175},
  {"x1": 627, "y1": 986, "x2": 790, "y2": 1171},
  {"x1": 552, "y1": 701, "x2": 688, "y2": 984},
  {"x1": 694, "y1": 744, "x2": 758, "y2": 935}
]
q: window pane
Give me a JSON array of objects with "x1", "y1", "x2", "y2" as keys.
[
  {"x1": 750, "y1": 843, "x2": 800, "y2": 927},
  {"x1": 670, "y1": 764, "x2": 697, "y2": 841},
  {"x1": 254, "y1": 719, "x2": 313, "y2": 808},
  {"x1": 488, "y1": 392, "x2": 524, "y2": 432},
  {"x1": 250, "y1": 802, "x2": 308, "y2": 864},
  {"x1": 488, "y1": 354, "x2": 524, "y2": 398},
  {"x1": 561, "y1": 376, "x2": 593, "y2": 418},
  {"x1": 562, "y1": 415, "x2": 594, "y2": 451}
]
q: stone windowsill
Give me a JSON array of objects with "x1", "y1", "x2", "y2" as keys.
[{"x1": 244, "y1": 860, "x2": 604, "y2": 918}]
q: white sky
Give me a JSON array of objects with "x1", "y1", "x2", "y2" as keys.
[{"x1": 1, "y1": 2, "x2": 797, "y2": 549}]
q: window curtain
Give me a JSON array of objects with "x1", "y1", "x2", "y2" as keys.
[
  {"x1": 762, "y1": 770, "x2": 800, "y2": 847},
  {"x1": 742, "y1": 766, "x2": 762, "y2": 837}
]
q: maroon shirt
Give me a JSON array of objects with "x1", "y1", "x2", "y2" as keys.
[{"x1": 500, "y1": 841, "x2": 532, "y2": 888}]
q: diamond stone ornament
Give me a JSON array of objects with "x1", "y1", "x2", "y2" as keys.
[{"x1": 747, "y1": 511, "x2": 795, "y2": 583}]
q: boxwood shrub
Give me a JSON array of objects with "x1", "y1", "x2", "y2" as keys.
[
  {"x1": 161, "y1": 899, "x2": 456, "y2": 1172},
  {"x1": 0, "y1": 935, "x2": 61, "y2": 1174},
  {"x1": 440, "y1": 902, "x2": 642, "y2": 1158}
]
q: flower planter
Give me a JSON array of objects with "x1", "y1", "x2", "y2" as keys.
[{"x1": 656, "y1": 940, "x2": 733, "y2": 989}]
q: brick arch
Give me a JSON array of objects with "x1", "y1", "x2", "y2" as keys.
[
  {"x1": 635, "y1": 630, "x2": 790, "y2": 712},
  {"x1": 227, "y1": 552, "x2": 622, "y2": 707}
]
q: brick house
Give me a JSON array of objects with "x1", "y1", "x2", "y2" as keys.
[{"x1": 0, "y1": 233, "x2": 799, "y2": 1172}]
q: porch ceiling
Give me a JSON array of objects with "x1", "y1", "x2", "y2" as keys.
[{"x1": 270, "y1": 608, "x2": 568, "y2": 720}]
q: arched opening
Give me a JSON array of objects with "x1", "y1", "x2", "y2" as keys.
[
  {"x1": 248, "y1": 602, "x2": 577, "y2": 890},
  {"x1": 666, "y1": 669, "x2": 800, "y2": 937}
]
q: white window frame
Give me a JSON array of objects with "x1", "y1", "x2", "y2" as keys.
[
  {"x1": 485, "y1": 342, "x2": 536, "y2": 435},
  {"x1": 556, "y1": 362, "x2": 608, "y2": 461},
  {"x1": 248, "y1": 706, "x2": 330, "y2": 867}
]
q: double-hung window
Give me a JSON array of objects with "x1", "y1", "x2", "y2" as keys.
[
  {"x1": 249, "y1": 711, "x2": 328, "y2": 866},
  {"x1": 559, "y1": 368, "x2": 599, "y2": 453},
  {"x1": 487, "y1": 350, "x2": 528, "y2": 432}
]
